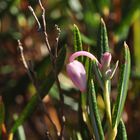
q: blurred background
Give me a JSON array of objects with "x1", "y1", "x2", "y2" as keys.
[{"x1": 0, "y1": 0, "x2": 140, "y2": 139}]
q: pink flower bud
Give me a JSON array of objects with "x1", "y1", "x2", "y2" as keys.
[
  {"x1": 100, "y1": 52, "x2": 112, "y2": 72},
  {"x1": 66, "y1": 60, "x2": 87, "y2": 92},
  {"x1": 99, "y1": 52, "x2": 118, "y2": 80}
]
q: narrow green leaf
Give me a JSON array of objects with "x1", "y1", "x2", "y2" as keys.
[
  {"x1": 13, "y1": 114, "x2": 26, "y2": 140},
  {"x1": 93, "y1": 61, "x2": 104, "y2": 90},
  {"x1": 84, "y1": 47, "x2": 91, "y2": 77},
  {"x1": 73, "y1": 24, "x2": 82, "y2": 51},
  {"x1": 97, "y1": 18, "x2": 109, "y2": 59},
  {"x1": 88, "y1": 61, "x2": 104, "y2": 140},
  {"x1": 112, "y1": 42, "x2": 131, "y2": 128},
  {"x1": 10, "y1": 46, "x2": 66, "y2": 133},
  {"x1": 116, "y1": 120, "x2": 127, "y2": 140},
  {"x1": 100, "y1": 18, "x2": 109, "y2": 53},
  {"x1": 76, "y1": 132, "x2": 83, "y2": 140},
  {"x1": 73, "y1": 24, "x2": 83, "y2": 61},
  {"x1": 72, "y1": 131, "x2": 82, "y2": 140}
]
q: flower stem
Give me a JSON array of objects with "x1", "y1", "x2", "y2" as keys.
[
  {"x1": 104, "y1": 80, "x2": 112, "y2": 129},
  {"x1": 104, "y1": 80, "x2": 118, "y2": 140},
  {"x1": 69, "y1": 51, "x2": 99, "y2": 63},
  {"x1": 109, "y1": 126, "x2": 117, "y2": 140}
]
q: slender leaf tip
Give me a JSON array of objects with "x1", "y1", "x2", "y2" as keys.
[
  {"x1": 73, "y1": 24, "x2": 78, "y2": 29},
  {"x1": 124, "y1": 42, "x2": 128, "y2": 48},
  {"x1": 101, "y1": 18, "x2": 105, "y2": 26}
]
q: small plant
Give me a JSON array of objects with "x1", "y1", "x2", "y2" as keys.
[
  {"x1": 0, "y1": 1, "x2": 131, "y2": 140},
  {"x1": 66, "y1": 20, "x2": 130, "y2": 140}
]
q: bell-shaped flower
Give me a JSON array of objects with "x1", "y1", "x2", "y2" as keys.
[
  {"x1": 66, "y1": 51, "x2": 99, "y2": 92},
  {"x1": 66, "y1": 50, "x2": 118, "y2": 90},
  {"x1": 66, "y1": 60, "x2": 87, "y2": 92}
]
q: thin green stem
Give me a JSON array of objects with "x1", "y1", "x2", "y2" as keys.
[
  {"x1": 104, "y1": 80, "x2": 117, "y2": 140},
  {"x1": 109, "y1": 125, "x2": 117, "y2": 140},
  {"x1": 103, "y1": 80, "x2": 112, "y2": 129}
]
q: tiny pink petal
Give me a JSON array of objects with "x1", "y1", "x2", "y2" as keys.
[
  {"x1": 66, "y1": 60, "x2": 87, "y2": 92},
  {"x1": 100, "y1": 52, "x2": 112, "y2": 72}
]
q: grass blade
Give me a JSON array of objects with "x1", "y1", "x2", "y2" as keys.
[
  {"x1": 13, "y1": 114, "x2": 26, "y2": 140},
  {"x1": 73, "y1": 24, "x2": 83, "y2": 62},
  {"x1": 88, "y1": 61, "x2": 104, "y2": 140},
  {"x1": 97, "y1": 18, "x2": 109, "y2": 59},
  {"x1": 116, "y1": 120, "x2": 127, "y2": 140},
  {"x1": 93, "y1": 61, "x2": 104, "y2": 90},
  {"x1": 73, "y1": 24, "x2": 83, "y2": 51},
  {"x1": 112, "y1": 42, "x2": 131, "y2": 128}
]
